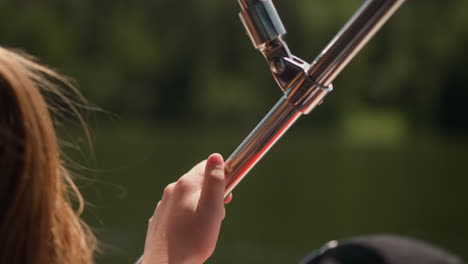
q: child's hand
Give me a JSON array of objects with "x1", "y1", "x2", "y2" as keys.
[{"x1": 142, "y1": 153, "x2": 231, "y2": 264}]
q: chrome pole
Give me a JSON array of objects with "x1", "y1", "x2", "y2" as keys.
[
  {"x1": 307, "y1": 0, "x2": 406, "y2": 88},
  {"x1": 224, "y1": 96, "x2": 302, "y2": 196},
  {"x1": 224, "y1": 0, "x2": 406, "y2": 198}
]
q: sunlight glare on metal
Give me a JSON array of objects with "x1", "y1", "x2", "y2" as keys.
[{"x1": 224, "y1": 0, "x2": 406, "y2": 198}]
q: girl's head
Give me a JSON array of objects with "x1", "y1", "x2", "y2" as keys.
[{"x1": 0, "y1": 47, "x2": 95, "y2": 264}]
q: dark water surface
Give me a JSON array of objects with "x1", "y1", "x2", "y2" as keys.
[{"x1": 69, "y1": 122, "x2": 468, "y2": 264}]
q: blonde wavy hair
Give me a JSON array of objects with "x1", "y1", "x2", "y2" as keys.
[{"x1": 0, "y1": 47, "x2": 96, "y2": 264}]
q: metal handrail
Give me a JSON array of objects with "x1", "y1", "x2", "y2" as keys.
[{"x1": 224, "y1": 0, "x2": 406, "y2": 197}]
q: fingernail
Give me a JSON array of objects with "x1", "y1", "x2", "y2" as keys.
[{"x1": 207, "y1": 153, "x2": 224, "y2": 167}]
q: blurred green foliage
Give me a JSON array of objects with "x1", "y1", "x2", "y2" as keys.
[{"x1": 1, "y1": 0, "x2": 467, "y2": 134}]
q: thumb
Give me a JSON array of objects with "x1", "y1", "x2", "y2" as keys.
[{"x1": 198, "y1": 153, "x2": 226, "y2": 214}]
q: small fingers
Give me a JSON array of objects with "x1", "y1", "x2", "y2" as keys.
[
  {"x1": 153, "y1": 201, "x2": 162, "y2": 216},
  {"x1": 191, "y1": 160, "x2": 207, "y2": 176},
  {"x1": 162, "y1": 183, "x2": 176, "y2": 200},
  {"x1": 198, "y1": 153, "x2": 226, "y2": 214},
  {"x1": 224, "y1": 193, "x2": 233, "y2": 204},
  {"x1": 149, "y1": 200, "x2": 164, "y2": 230},
  {"x1": 153, "y1": 181, "x2": 175, "y2": 221},
  {"x1": 175, "y1": 160, "x2": 207, "y2": 192}
]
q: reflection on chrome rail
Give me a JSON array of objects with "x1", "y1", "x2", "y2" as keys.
[{"x1": 225, "y1": 0, "x2": 406, "y2": 198}]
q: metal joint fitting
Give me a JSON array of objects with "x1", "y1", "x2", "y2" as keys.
[
  {"x1": 239, "y1": 0, "x2": 287, "y2": 51},
  {"x1": 285, "y1": 71, "x2": 333, "y2": 115},
  {"x1": 224, "y1": 0, "x2": 406, "y2": 198}
]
